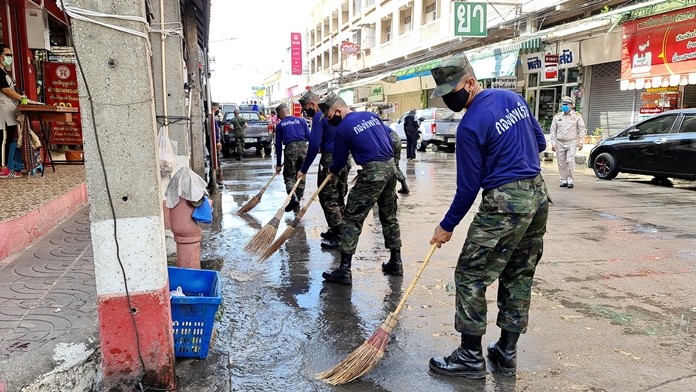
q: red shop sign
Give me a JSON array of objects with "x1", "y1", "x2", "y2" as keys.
[
  {"x1": 290, "y1": 32, "x2": 302, "y2": 76},
  {"x1": 621, "y1": 6, "x2": 696, "y2": 79},
  {"x1": 43, "y1": 62, "x2": 82, "y2": 145},
  {"x1": 340, "y1": 41, "x2": 360, "y2": 55},
  {"x1": 639, "y1": 107, "x2": 663, "y2": 114},
  {"x1": 542, "y1": 54, "x2": 559, "y2": 82}
]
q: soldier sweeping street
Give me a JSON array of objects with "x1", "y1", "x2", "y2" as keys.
[
  {"x1": 230, "y1": 109, "x2": 247, "y2": 161},
  {"x1": 388, "y1": 126, "x2": 410, "y2": 194},
  {"x1": 275, "y1": 104, "x2": 310, "y2": 212},
  {"x1": 297, "y1": 90, "x2": 350, "y2": 248},
  {"x1": 319, "y1": 92, "x2": 403, "y2": 285},
  {"x1": 550, "y1": 95, "x2": 586, "y2": 189},
  {"x1": 427, "y1": 54, "x2": 549, "y2": 379}
]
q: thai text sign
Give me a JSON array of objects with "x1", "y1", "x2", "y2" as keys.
[
  {"x1": 492, "y1": 76, "x2": 517, "y2": 90},
  {"x1": 43, "y1": 62, "x2": 82, "y2": 145},
  {"x1": 454, "y1": 2, "x2": 487, "y2": 37},
  {"x1": 290, "y1": 32, "x2": 302, "y2": 76},
  {"x1": 621, "y1": 6, "x2": 696, "y2": 79},
  {"x1": 542, "y1": 54, "x2": 559, "y2": 82}
]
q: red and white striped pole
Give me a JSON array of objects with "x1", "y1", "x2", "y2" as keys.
[{"x1": 67, "y1": 0, "x2": 175, "y2": 389}]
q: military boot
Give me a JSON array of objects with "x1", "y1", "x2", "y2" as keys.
[
  {"x1": 397, "y1": 182, "x2": 410, "y2": 194},
  {"x1": 320, "y1": 228, "x2": 336, "y2": 240},
  {"x1": 487, "y1": 329, "x2": 520, "y2": 376},
  {"x1": 429, "y1": 334, "x2": 486, "y2": 379},
  {"x1": 320, "y1": 225, "x2": 342, "y2": 249},
  {"x1": 381, "y1": 249, "x2": 403, "y2": 276},
  {"x1": 285, "y1": 194, "x2": 299, "y2": 212},
  {"x1": 322, "y1": 252, "x2": 352, "y2": 284}
]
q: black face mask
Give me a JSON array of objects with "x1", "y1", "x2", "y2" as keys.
[
  {"x1": 214, "y1": 110, "x2": 220, "y2": 116},
  {"x1": 305, "y1": 108, "x2": 316, "y2": 117},
  {"x1": 328, "y1": 111, "x2": 342, "y2": 127},
  {"x1": 442, "y1": 88, "x2": 470, "y2": 112}
]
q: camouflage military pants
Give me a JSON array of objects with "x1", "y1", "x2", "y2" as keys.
[
  {"x1": 340, "y1": 160, "x2": 401, "y2": 255},
  {"x1": 283, "y1": 141, "x2": 308, "y2": 199},
  {"x1": 234, "y1": 131, "x2": 245, "y2": 156},
  {"x1": 318, "y1": 153, "x2": 350, "y2": 228},
  {"x1": 455, "y1": 175, "x2": 549, "y2": 335}
]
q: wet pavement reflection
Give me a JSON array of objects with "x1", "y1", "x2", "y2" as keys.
[{"x1": 177, "y1": 151, "x2": 696, "y2": 392}]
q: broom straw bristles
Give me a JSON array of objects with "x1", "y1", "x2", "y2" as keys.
[
  {"x1": 244, "y1": 216, "x2": 280, "y2": 255},
  {"x1": 256, "y1": 175, "x2": 333, "y2": 261},
  {"x1": 316, "y1": 245, "x2": 438, "y2": 385},
  {"x1": 237, "y1": 173, "x2": 278, "y2": 215}
]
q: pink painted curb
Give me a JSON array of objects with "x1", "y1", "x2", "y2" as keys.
[{"x1": 0, "y1": 182, "x2": 88, "y2": 262}]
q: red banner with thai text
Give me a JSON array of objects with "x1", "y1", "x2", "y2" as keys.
[
  {"x1": 290, "y1": 32, "x2": 302, "y2": 76},
  {"x1": 43, "y1": 62, "x2": 82, "y2": 144},
  {"x1": 621, "y1": 6, "x2": 696, "y2": 79}
]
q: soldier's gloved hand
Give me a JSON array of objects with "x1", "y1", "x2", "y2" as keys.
[
  {"x1": 297, "y1": 171, "x2": 305, "y2": 180},
  {"x1": 430, "y1": 225, "x2": 452, "y2": 248},
  {"x1": 551, "y1": 146, "x2": 556, "y2": 152},
  {"x1": 275, "y1": 165, "x2": 282, "y2": 174},
  {"x1": 578, "y1": 144, "x2": 583, "y2": 151}
]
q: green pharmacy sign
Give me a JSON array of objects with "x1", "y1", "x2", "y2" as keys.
[{"x1": 454, "y1": 2, "x2": 487, "y2": 37}]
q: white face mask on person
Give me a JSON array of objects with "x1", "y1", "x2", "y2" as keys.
[{"x1": 2, "y1": 56, "x2": 12, "y2": 67}]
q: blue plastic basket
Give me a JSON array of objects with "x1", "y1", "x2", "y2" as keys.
[{"x1": 168, "y1": 267, "x2": 222, "y2": 359}]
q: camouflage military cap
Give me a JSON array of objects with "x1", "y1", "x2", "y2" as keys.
[
  {"x1": 298, "y1": 90, "x2": 318, "y2": 107},
  {"x1": 319, "y1": 92, "x2": 339, "y2": 114},
  {"x1": 275, "y1": 103, "x2": 288, "y2": 113},
  {"x1": 430, "y1": 54, "x2": 476, "y2": 98}
]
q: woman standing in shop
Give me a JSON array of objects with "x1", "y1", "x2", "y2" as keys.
[{"x1": 0, "y1": 43, "x2": 33, "y2": 178}]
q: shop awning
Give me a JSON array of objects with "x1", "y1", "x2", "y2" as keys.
[
  {"x1": 384, "y1": 59, "x2": 444, "y2": 83},
  {"x1": 620, "y1": 5, "x2": 696, "y2": 90}
]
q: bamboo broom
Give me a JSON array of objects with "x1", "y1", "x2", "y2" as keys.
[
  {"x1": 244, "y1": 178, "x2": 302, "y2": 256},
  {"x1": 257, "y1": 174, "x2": 333, "y2": 262},
  {"x1": 237, "y1": 172, "x2": 278, "y2": 214},
  {"x1": 316, "y1": 244, "x2": 438, "y2": 385}
]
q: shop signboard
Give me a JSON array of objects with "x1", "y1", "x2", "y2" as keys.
[
  {"x1": 454, "y1": 2, "x2": 487, "y2": 37},
  {"x1": 43, "y1": 62, "x2": 82, "y2": 145},
  {"x1": 621, "y1": 6, "x2": 696, "y2": 79},
  {"x1": 492, "y1": 76, "x2": 517, "y2": 90},
  {"x1": 521, "y1": 52, "x2": 543, "y2": 74},
  {"x1": 340, "y1": 41, "x2": 360, "y2": 55},
  {"x1": 558, "y1": 42, "x2": 580, "y2": 69},
  {"x1": 290, "y1": 32, "x2": 302, "y2": 76},
  {"x1": 542, "y1": 54, "x2": 559, "y2": 82}
]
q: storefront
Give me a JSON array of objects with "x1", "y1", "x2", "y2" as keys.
[
  {"x1": 620, "y1": 5, "x2": 696, "y2": 114},
  {"x1": 521, "y1": 42, "x2": 581, "y2": 132}
]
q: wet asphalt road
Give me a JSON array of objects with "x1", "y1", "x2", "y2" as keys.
[{"x1": 177, "y1": 150, "x2": 696, "y2": 392}]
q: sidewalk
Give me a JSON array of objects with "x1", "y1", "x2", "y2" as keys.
[
  {"x1": 0, "y1": 165, "x2": 88, "y2": 261},
  {"x1": 0, "y1": 207, "x2": 99, "y2": 391}
]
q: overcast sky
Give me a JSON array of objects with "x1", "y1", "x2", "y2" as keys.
[{"x1": 208, "y1": 1, "x2": 307, "y2": 103}]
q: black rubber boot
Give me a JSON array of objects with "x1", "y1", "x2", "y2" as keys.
[
  {"x1": 429, "y1": 335, "x2": 486, "y2": 379},
  {"x1": 320, "y1": 228, "x2": 336, "y2": 240},
  {"x1": 487, "y1": 330, "x2": 520, "y2": 376},
  {"x1": 285, "y1": 194, "x2": 299, "y2": 212},
  {"x1": 397, "y1": 182, "x2": 410, "y2": 194},
  {"x1": 382, "y1": 249, "x2": 403, "y2": 276},
  {"x1": 321, "y1": 225, "x2": 342, "y2": 249},
  {"x1": 322, "y1": 252, "x2": 352, "y2": 284}
]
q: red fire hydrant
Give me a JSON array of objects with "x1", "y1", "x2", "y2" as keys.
[{"x1": 168, "y1": 198, "x2": 201, "y2": 269}]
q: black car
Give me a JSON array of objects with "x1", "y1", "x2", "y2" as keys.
[{"x1": 588, "y1": 109, "x2": 696, "y2": 181}]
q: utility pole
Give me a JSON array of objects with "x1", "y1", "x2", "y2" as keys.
[{"x1": 64, "y1": 0, "x2": 175, "y2": 389}]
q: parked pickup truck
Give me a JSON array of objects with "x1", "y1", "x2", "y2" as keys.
[
  {"x1": 221, "y1": 111, "x2": 273, "y2": 157},
  {"x1": 390, "y1": 108, "x2": 463, "y2": 152}
]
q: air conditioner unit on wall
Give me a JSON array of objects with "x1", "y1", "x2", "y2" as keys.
[
  {"x1": 361, "y1": 26, "x2": 376, "y2": 50},
  {"x1": 26, "y1": 8, "x2": 50, "y2": 50}
]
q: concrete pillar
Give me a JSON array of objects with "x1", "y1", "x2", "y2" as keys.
[
  {"x1": 183, "y1": 1, "x2": 206, "y2": 179},
  {"x1": 65, "y1": 0, "x2": 175, "y2": 389}
]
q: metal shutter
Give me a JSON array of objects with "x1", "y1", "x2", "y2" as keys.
[
  {"x1": 683, "y1": 85, "x2": 696, "y2": 108},
  {"x1": 587, "y1": 61, "x2": 642, "y2": 135}
]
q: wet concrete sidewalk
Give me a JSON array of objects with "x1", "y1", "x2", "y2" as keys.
[
  {"x1": 0, "y1": 208, "x2": 99, "y2": 391},
  {"x1": 176, "y1": 153, "x2": 696, "y2": 392}
]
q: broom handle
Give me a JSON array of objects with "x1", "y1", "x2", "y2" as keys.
[
  {"x1": 392, "y1": 244, "x2": 438, "y2": 316},
  {"x1": 279, "y1": 177, "x2": 303, "y2": 211},
  {"x1": 295, "y1": 174, "x2": 333, "y2": 220},
  {"x1": 258, "y1": 172, "x2": 278, "y2": 194}
]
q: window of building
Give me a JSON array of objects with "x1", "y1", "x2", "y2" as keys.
[
  {"x1": 366, "y1": 0, "x2": 375, "y2": 8},
  {"x1": 400, "y1": 7, "x2": 413, "y2": 34},
  {"x1": 332, "y1": 46, "x2": 339, "y2": 65},
  {"x1": 342, "y1": 2, "x2": 349, "y2": 27},
  {"x1": 381, "y1": 18, "x2": 392, "y2": 43},
  {"x1": 423, "y1": 0, "x2": 437, "y2": 24},
  {"x1": 352, "y1": 0, "x2": 361, "y2": 19},
  {"x1": 332, "y1": 10, "x2": 339, "y2": 33}
]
